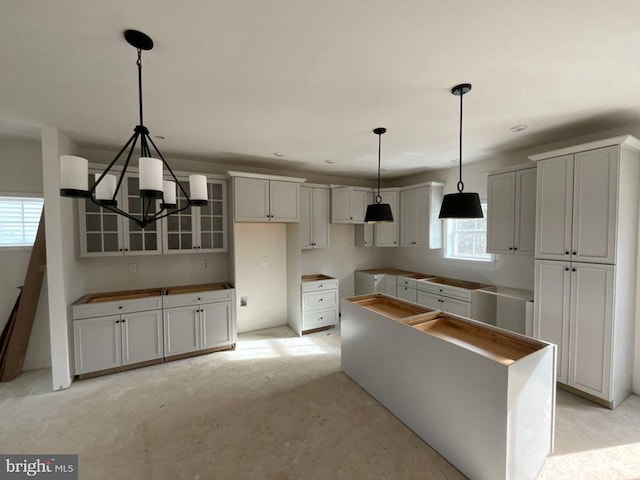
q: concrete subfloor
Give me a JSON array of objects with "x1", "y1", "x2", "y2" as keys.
[{"x1": 1, "y1": 326, "x2": 640, "y2": 479}]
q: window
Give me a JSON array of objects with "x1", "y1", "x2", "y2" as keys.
[
  {"x1": 444, "y1": 202, "x2": 492, "y2": 262},
  {"x1": 0, "y1": 196, "x2": 44, "y2": 247}
]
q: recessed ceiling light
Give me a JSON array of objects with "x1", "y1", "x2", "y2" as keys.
[
  {"x1": 509, "y1": 125, "x2": 527, "y2": 133},
  {"x1": 273, "y1": 152, "x2": 284, "y2": 157},
  {"x1": 325, "y1": 160, "x2": 334, "y2": 164},
  {"x1": 154, "y1": 135, "x2": 165, "y2": 140}
]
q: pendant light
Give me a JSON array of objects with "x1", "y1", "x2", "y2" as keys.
[
  {"x1": 364, "y1": 127, "x2": 394, "y2": 223},
  {"x1": 438, "y1": 83, "x2": 483, "y2": 219},
  {"x1": 59, "y1": 30, "x2": 208, "y2": 228}
]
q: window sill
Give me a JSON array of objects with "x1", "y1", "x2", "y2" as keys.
[
  {"x1": 443, "y1": 255, "x2": 495, "y2": 264},
  {"x1": 0, "y1": 246, "x2": 34, "y2": 252}
]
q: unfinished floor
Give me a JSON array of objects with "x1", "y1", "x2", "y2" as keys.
[{"x1": 1, "y1": 326, "x2": 639, "y2": 479}]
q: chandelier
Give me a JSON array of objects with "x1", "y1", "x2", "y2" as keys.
[{"x1": 59, "y1": 30, "x2": 208, "y2": 228}]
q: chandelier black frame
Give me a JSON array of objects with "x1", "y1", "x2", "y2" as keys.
[{"x1": 60, "y1": 30, "x2": 206, "y2": 228}]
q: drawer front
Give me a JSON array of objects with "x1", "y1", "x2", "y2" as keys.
[
  {"x1": 301, "y1": 279, "x2": 339, "y2": 292},
  {"x1": 443, "y1": 298, "x2": 472, "y2": 318},
  {"x1": 417, "y1": 281, "x2": 472, "y2": 302},
  {"x1": 302, "y1": 290, "x2": 338, "y2": 310},
  {"x1": 396, "y1": 276, "x2": 418, "y2": 289},
  {"x1": 163, "y1": 289, "x2": 233, "y2": 308},
  {"x1": 396, "y1": 286, "x2": 417, "y2": 303},
  {"x1": 302, "y1": 308, "x2": 337, "y2": 330},
  {"x1": 73, "y1": 296, "x2": 163, "y2": 320}
]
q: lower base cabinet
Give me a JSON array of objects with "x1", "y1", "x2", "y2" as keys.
[
  {"x1": 72, "y1": 284, "x2": 236, "y2": 377},
  {"x1": 417, "y1": 291, "x2": 471, "y2": 317},
  {"x1": 301, "y1": 275, "x2": 339, "y2": 333}
]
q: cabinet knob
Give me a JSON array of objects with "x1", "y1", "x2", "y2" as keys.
[
  {"x1": 118, "y1": 306, "x2": 123, "y2": 309},
  {"x1": 509, "y1": 247, "x2": 513, "y2": 250},
  {"x1": 319, "y1": 298, "x2": 323, "y2": 301},
  {"x1": 565, "y1": 268, "x2": 569, "y2": 271},
  {"x1": 319, "y1": 317, "x2": 323, "y2": 320},
  {"x1": 565, "y1": 251, "x2": 570, "y2": 255},
  {"x1": 124, "y1": 248, "x2": 129, "y2": 251},
  {"x1": 193, "y1": 246, "x2": 197, "y2": 249},
  {"x1": 439, "y1": 289, "x2": 443, "y2": 292},
  {"x1": 572, "y1": 251, "x2": 577, "y2": 255},
  {"x1": 115, "y1": 320, "x2": 120, "y2": 323},
  {"x1": 197, "y1": 297, "x2": 201, "y2": 301},
  {"x1": 122, "y1": 318, "x2": 126, "y2": 323},
  {"x1": 318, "y1": 284, "x2": 323, "y2": 288},
  {"x1": 513, "y1": 247, "x2": 518, "y2": 251},
  {"x1": 572, "y1": 268, "x2": 576, "y2": 272},
  {"x1": 119, "y1": 248, "x2": 123, "y2": 252}
]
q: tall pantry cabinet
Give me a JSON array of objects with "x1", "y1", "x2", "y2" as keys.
[{"x1": 530, "y1": 135, "x2": 640, "y2": 408}]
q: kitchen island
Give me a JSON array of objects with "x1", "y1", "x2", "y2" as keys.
[{"x1": 341, "y1": 293, "x2": 556, "y2": 480}]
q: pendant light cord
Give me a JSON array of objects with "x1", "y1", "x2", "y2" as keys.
[
  {"x1": 137, "y1": 48, "x2": 144, "y2": 128},
  {"x1": 457, "y1": 89, "x2": 464, "y2": 193},
  {"x1": 376, "y1": 132, "x2": 382, "y2": 204}
]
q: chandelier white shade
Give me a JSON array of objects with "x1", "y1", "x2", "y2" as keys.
[
  {"x1": 189, "y1": 174, "x2": 208, "y2": 206},
  {"x1": 139, "y1": 157, "x2": 164, "y2": 197},
  {"x1": 94, "y1": 173, "x2": 117, "y2": 203},
  {"x1": 60, "y1": 155, "x2": 89, "y2": 196},
  {"x1": 162, "y1": 181, "x2": 176, "y2": 207}
]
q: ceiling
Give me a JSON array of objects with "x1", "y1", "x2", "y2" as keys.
[{"x1": 2, "y1": 1, "x2": 640, "y2": 179}]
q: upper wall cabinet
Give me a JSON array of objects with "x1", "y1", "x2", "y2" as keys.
[
  {"x1": 399, "y1": 183, "x2": 444, "y2": 249},
  {"x1": 231, "y1": 172, "x2": 305, "y2": 223},
  {"x1": 354, "y1": 192, "x2": 375, "y2": 247},
  {"x1": 487, "y1": 167, "x2": 536, "y2": 255},
  {"x1": 331, "y1": 187, "x2": 367, "y2": 223},
  {"x1": 79, "y1": 173, "x2": 163, "y2": 257},
  {"x1": 162, "y1": 179, "x2": 227, "y2": 254},
  {"x1": 300, "y1": 186, "x2": 330, "y2": 249},
  {"x1": 534, "y1": 146, "x2": 618, "y2": 264}
]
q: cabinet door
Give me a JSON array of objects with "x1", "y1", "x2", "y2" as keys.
[
  {"x1": 400, "y1": 189, "x2": 415, "y2": 246},
  {"x1": 514, "y1": 168, "x2": 537, "y2": 256},
  {"x1": 417, "y1": 291, "x2": 441, "y2": 310},
  {"x1": 487, "y1": 172, "x2": 515, "y2": 254},
  {"x1": 312, "y1": 188, "x2": 330, "y2": 248},
  {"x1": 123, "y1": 176, "x2": 162, "y2": 256},
  {"x1": 270, "y1": 180, "x2": 299, "y2": 222},
  {"x1": 121, "y1": 309, "x2": 163, "y2": 365},
  {"x1": 413, "y1": 186, "x2": 433, "y2": 248},
  {"x1": 79, "y1": 173, "x2": 124, "y2": 257},
  {"x1": 163, "y1": 306, "x2": 200, "y2": 356},
  {"x1": 350, "y1": 190, "x2": 367, "y2": 223},
  {"x1": 74, "y1": 315, "x2": 122, "y2": 374},
  {"x1": 355, "y1": 192, "x2": 374, "y2": 246},
  {"x1": 197, "y1": 181, "x2": 226, "y2": 252},
  {"x1": 443, "y1": 298, "x2": 472, "y2": 318},
  {"x1": 572, "y1": 147, "x2": 618, "y2": 264},
  {"x1": 534, "y1": 260, "x2": 571, "y2": 383},
  {"x1": 374, "y1": 191, "x2": 399, "y2": 247},
  {"x1": 373, "y1": 274, "x2": 385, "y2": 293},
  {"x1": 568, "y1": 263, "x2": 614, "y2": 400},
  {"x1": 331, "y1": 188, "x2": 352, "y2": 223},
  {"x1": 201, "y1": 302, "x2": 232, "y2": 349},
  {"x1": 396, "y1": 286, "x2": 417, "y2": 303},
  {"x1": 163, "y1": 180, "x2": 196, "y2": 253},
  {"x1": 234, "y1": 177, "x2": 270, "y2": 222},
  {"x1": 383, "y1": 275, "x2": 397, "y2": 297},
  {"x1": 299, "y1": 187, "x2": 313, "y2": 248},
  {"x1": 536, "y1": 155, "x2": 574, "y2": 260}
]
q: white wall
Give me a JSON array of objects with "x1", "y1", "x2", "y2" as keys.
[
  {"x1": 301, "y1": 224, "x2": 397, "y2": 300},
  {"x1": 233, "y1": 223, "x2": 288, "y2": 333},
  {"x1": 0, "y1": 136, "x2": 51, "y2": 371}
]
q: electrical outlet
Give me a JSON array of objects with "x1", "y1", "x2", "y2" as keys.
[
  {"x1": 240, "y1": 297, "x2": 248, "y2": 307},
  {"x1": 129, "y1": 263, "x2": 137, "y2": 274},
  {"x1": 261, "y1": 256, "x2": 269, "y2": 266},
  {"x1": 199, "y1": 260, "x2": 206, "y2": 269}
]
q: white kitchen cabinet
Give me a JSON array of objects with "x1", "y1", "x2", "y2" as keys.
[
  {"x1": 399, "y1": 183, "x2": 444, "y2": 249},
  {"x1": 417, "y1": 291, "x2": 472, "y2": 318},
  {"x1": 354, "y1": 192, "x2": 375, "y2": 247},
  {"x1": 534, "y1": 260, "x2": 615, "y2": 401},
  {"x1": 163, "y1": 287, "x2": 236, "y2": 357},
  {"x1": 163, "y1": 179, "x2": 227, "y2": 253},
  {"x1": 383, "y1": 274, "x2": 397, "y2": 296},
  {"x1": 300, "y1": 186, "x2": 330, "y2": 249},
  {"x1": 79, "y1": 174, "x2": 163, "y2": 257},
  {"x1": 301, "y1": 275, "x2": 339, "y2": 333},
  {"x1": 487, "y1": 168, "x2": 536, "y2": 256},
  {"x1": 73, "y1": 290, "x2": 165, "y2": 375},
  {"x1": 530, "y1": 135, "x2": 640, "y2": 408},
  {"x1": 396, "y1": 285, "x2": 417, "y2": 303},
  {"x1": 417, "y1": 278, "x2": 479, "y2": 319},
  {"x1": 373, "y1": 190, "x2": 399, "y2": 247},
  {"x1": 535, "y1": 146, "x2": 618, "y2": 264},
  {"x1": 331, "y1": 187, "x2": 367, "y2": 223},
  {"x1": 354, "y1": 271, "x2": 385, "y2": 295},
  {"x1": 232, "y1": 173, "x2": 303, "y2": 222}
]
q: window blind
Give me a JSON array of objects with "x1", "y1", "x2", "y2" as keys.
[{"x1": 0, "y1": 196, "x2": 44, "y2": 247}]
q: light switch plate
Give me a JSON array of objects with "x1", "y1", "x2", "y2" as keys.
[{"x1": 261, "y1": 256, "x2": 269, "y2": 266}]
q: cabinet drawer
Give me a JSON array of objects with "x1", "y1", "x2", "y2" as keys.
[
  {"x1": 418, "y1": 281, "x2": 473, "y2": 302},
  {"x1": 301, "y1": 279, "x2": 339, "y2": 292},
  {"x1": 303, "y1": 308, "x2": 337, "y2": 330},
  {"x1": 396, "y1": 286, "x2": 417, "y2": 303},
  {"x1": 396, "y1": 276, "x2": 418, "y2": 289},
  {"x1": 73, "y1": 296, "x2": 163, "y2": 320},
  {"x1": 302, "y1": 290, "x2": 338, "y2": 310},
  {"x1": 163, "y1": 289, "x2": 233, "y2": 308}
]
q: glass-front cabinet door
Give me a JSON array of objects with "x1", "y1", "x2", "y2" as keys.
[
  {"x1": 163, "y1": 181, "x2": 195, "y2": 253},
  {"x1": 124, "y1": 176, "x2": 162, "y2": 255},
  {"x1": 79, "y1": 174, "x2": 123, "y2": 257}
]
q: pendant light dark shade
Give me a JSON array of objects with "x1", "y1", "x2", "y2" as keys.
[
  {"x1": 439, "y1": 83, "x2": 484, "y2": 219},
  {"x1": 365, "y1": 127, "x2": 394, "y2": 223}
]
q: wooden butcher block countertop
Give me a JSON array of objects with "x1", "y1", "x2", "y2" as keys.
[
  {"x1": 74, "y1": 282, "x2": 233, "y2": 304},
  {"x1": 301, "y1": 274, "x2": 336, "y2": 282},
  {"x1": 357, "y1": 268, "x2": 434, "y2": 279}
]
